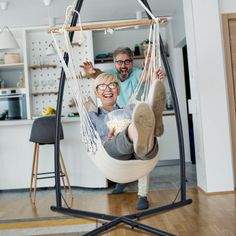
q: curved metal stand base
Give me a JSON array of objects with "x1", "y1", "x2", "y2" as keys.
[{"x1": 51, "y1": 198, "x2": 192, "y2": 235}]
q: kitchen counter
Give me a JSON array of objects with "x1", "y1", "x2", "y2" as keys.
[
  {"x1": 0, "y1": 110, "x2": 184, "y2": 190},
  {"x1": 0, "y1": 116, "x2": 80, "y2": 127},
  {"x1": 0, "y1": 109, "x2": 175, "y2": 127},
  {"x1": 0, "y1": 118, "x2": 107, "y2": 190}
]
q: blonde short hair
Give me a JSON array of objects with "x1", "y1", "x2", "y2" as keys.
[{"x1": 94, "y1": 73, "x2": 119, "y2": 92}]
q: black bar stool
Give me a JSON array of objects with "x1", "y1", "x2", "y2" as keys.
[{"x1": 29, "y1": 116, "x2": 72, "y2": 203}]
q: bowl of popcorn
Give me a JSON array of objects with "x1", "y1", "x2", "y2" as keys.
[{"x1": 105, "y1": 109, "x2": 132, "y2": 136}]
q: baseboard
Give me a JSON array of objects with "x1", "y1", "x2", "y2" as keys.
[
  {"x1": 157, "y1": 159, "x2": 192, "y2": 167},
  {"x1": 197, "y1": 186, "x2": 236, "y2": 195},
  {"x1": 157, "y1": 159, "x2": 179, "y2": 166}
]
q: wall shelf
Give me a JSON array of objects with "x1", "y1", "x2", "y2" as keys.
[
  {"x1": 31, "y1": 91, "x2": 58, "y2": 96},
  {"x1": 29, "y1": 64, "x2": 57, "y2": 70},
  {"x1": 0, "y1": 63, "x2": 24, "y2": 70},
  {"x1": 0, "y1": 87, "x2": 26, "y2": 92}
]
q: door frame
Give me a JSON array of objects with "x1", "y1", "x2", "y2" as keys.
[{"x1": 222, "y1": 13, "x2": 236, "y2": 186}]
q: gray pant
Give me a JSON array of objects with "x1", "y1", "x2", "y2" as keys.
[{"x1": 103, "y1": 128, "x2": 159, "y2": 160}]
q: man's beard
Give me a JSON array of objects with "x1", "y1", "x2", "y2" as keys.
[{"x1": 118, "y1": 68, "x2": 130, "y2": 81}]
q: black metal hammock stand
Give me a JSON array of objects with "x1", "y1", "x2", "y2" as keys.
[{"x1": 51, "y1": 0, "x2": 192, "y2": 235}]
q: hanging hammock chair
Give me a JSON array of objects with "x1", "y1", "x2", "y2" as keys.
[
  {"x1": 49, "y1": 2, "x2": 192, "y2": 235},
  {"x1": 50, "y1": 0, "x2": 164, "y2": 183}
]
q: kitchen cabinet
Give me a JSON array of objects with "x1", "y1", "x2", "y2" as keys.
[
  {"x1": 0, "y1": 28, "x2": 25, "y2": 88},
  {"x1": 0, "y1": 63, "x2": 24, "y2": 88},
  {"x1": 0, "y1": 26, "x2": 95, "y2": 119},
  {"x1": 0, "y1": 29, "x2": 29, "y2": 120},
  {"x1": 0, "y1": 34, "x2": 29, "y2": 119}
]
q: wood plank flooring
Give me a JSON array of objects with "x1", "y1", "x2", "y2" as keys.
[{"x1": 0, "y1": 188, "x2": 236, "y2": 235}]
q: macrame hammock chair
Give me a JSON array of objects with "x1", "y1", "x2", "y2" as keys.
[
  {"x1": 50, "y1": 1, "x2": 162, "y2": 184},
  {"x1": 50, "y1": 1, "x2": 192, "y2": 235}
]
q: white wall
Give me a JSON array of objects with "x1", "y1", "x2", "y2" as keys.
[
  {"x1": 163, "y1": 21, "x2": 191, "y2": 163},
  {"x1": 92, "y1": 26, "x2": 167, "y2": 57},
  {"x1": 0, "y1": 0, "x2": 180, "y2": 29},
  {"x1": 183, "y1": 0, "x2": 234, "y2": 192},
  {"x1": 172, "y1": 0, "x2": 186, "y2": 47},
  {"x1": 220, "y1": 0, "x2": 236, "y2": 13}
]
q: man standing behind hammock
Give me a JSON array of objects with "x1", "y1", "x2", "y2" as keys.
[
  {"x1": 81, "y1": 47, "x2": 165, "y2": 210},
  {"x1": 81, "y1": 47, "x2": 160, "y2": 107}
]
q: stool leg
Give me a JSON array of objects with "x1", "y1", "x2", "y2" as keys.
[
  {"x1": 60, "y1": 151, "x2": 72, "y2": 197},
  {"x1": 29, "y1": 143, "x2": 37, "y2": 197},
  {"x1": 33, "y1": 143, "x2": 40, "y2": 204}
]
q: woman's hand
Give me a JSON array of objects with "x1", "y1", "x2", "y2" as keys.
[{"x1": 107, "y1": 128, "x2": 115, "y2": 141}]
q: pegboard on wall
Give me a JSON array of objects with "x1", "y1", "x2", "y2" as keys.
[{"x1": 26, "y1": 29, "x2": 96, "y2": 117}]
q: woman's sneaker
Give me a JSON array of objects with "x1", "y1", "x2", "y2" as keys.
[
  {"x1": 148, "y1": 80, "x2": 166, "y2": 137},
  {"x1": 132, "y1": 103, "x2": 155, "y2": 158}
]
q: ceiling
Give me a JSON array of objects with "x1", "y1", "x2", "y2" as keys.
[{"x1": 0, "y1": 0, "x2": 181, "y2": 28}]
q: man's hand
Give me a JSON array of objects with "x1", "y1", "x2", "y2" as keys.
[
  {"x1": 155, "y1": 68, "x2": 165, "y2": 81},
  {"x1": 80, "y1": 61, "x2": 96, "y2": 75},
  {"x1": 80, "y1": 61, "x2": 103, "y2": 79}
]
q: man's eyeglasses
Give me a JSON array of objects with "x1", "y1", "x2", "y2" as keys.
[
  {"x1": 115, "y1": 59, "x2": 133, "y2": 66},
  {"x1": 96, "y1": 82, "x2": 118, "y2": 91}
]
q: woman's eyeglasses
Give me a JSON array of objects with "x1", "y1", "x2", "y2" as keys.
[
  {"x1": 96, "y1": 82, "x2": 118, "y2": 91},
  {"x1": 115, "y1": 59, "x2": 133, "y2": 65}
]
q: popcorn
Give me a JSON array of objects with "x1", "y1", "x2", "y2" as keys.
[
  {"x1": 105, "y1": 108, "x2": 132, "y2": 136},
  {"x1": 107, "y1": 119, "x2": 131, "y2": 135}
]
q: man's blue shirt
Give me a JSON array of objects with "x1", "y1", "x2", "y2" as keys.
[{"x1": 106, "y1": 67, "x2": 142, "y2": 107}]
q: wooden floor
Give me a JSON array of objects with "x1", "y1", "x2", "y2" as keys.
[{"x1": 0, "y1": 188, "x2": 236, "y2": 235}]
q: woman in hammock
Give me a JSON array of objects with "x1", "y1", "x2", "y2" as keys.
[{"x1": 89, "y1": 72, "x2": 166, "y2": 160}]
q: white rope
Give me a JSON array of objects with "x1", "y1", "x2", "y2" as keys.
[
  {"x1": 51, "y1": 26, "x2": 99, "y2": 153},
  {"x1": 136, "y1": 0, "x2": 161, "y2": 69},
  {"x1": 128, "y1": 17, "x2": 160, "y2": 105},
  {"x1": 50, "y1": 8, "x2": 162, "y2": 182},
  {"x1": 56, "y1": 6, "x2": 99, "y2": 152}
]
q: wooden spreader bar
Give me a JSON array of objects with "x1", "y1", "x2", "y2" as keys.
[{"x1": 48, "y1": 18, "x2": 168, "y2": 33}]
